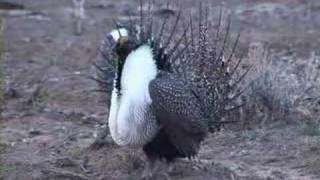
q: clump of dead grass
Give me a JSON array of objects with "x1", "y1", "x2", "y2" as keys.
[{"x1": 238, "y1": 42, "x2": 320, "y2": 133}]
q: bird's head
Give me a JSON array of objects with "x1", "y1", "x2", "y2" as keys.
[
  {"x1": 105, "y1": 27, "x2": 132, "y2": 93},
  {"x1": 106, "y1": 27, "x2": 132, "y2": 60},
  {"x1": 105, "y1": 26, "x2": 157, "y2": 94}
]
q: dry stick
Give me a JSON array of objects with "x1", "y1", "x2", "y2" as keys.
[{"x1": 73, "y1": 0, "x2": 85, "y2": 35}]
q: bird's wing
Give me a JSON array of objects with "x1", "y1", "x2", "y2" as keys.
[{"x1": 149, "y1": 71, "x2": 208, "y2": 157}]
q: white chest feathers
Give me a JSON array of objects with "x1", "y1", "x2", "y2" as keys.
[{"x1": 108, "y1": 45, "x2": 159, "y2": 146}]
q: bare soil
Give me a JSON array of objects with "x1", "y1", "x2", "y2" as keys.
[{"x1": 2, "y1": 0, "x2": 320, "y2": 179}]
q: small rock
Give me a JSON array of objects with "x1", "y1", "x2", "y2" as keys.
[
  {"x1": 154, "y1": 8, "x2": 176, "y2": 18},
  {"x1": 22, "y1": 138, "x2": 29, "y2": 143},
  {"x1": 29, "y1": 129, "x2": 42, "y2": 137},
  {"x1": 28, "y1": 14, "x2": 51, "y2": 21},
  {"x1": 79, "y1": 132, "x2": 92, "y2": 139},
  {"x1": 55, "y1": 157, "x2": 77, "y2": 168},
  {"x1": 81, "y1": 114, "x2": 99, "y2": 125},
  {"x1": 33, "y1": 135, "x2": 53, "y2": 147},
  {"x1": 4, "y1": 87, "x2": 20, "y2": 99},
  {"x1": 48, "y1": 77, "x2": 60, "y2": 82},
  {"x1": 22, "y1": 37, "x2": 31, "y2": 43}
]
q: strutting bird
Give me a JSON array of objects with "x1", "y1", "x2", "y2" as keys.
[{"x1": 94, "y1": 1, "x2": 248, "y2": 178}]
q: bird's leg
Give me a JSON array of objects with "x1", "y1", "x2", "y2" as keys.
[
  {"x1": 141, "y1": 157, "x2": 156, "y2": 180},
  {"x1": 151, "y1": 160, "x2": 173, "y2": 180},
  {"x1": 126, "y1": 148, "x2": 142, "y2": 170},
  {"x1": 141, "y1": 158, "x2": 174, "y2": 180},
  {"x1": 192, "y1": 157, "x2": 213, "y2": 171},
  {"x1": 168, "y1": 163, "x2": 175, "y2": 174},
  {"x1": 127, "y1": 149, "x2": 138, "y2": 161},
  {"x1": 160, "y1": 162, "x2": 173, "y2": 180}
]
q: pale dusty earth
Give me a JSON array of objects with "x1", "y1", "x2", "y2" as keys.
[{"x1": 1, "y1": 0, "x2": 320, "y2": 179}]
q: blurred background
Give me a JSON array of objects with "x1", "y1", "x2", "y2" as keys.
[{"x1": 1, "y1": 0, "x2": 320, "y2": 179}]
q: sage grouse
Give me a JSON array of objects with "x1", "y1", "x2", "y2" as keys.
[{"x1": 95, "y1": 1, "x2": 247, "y2": 178}]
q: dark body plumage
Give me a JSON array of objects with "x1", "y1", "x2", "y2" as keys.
[
  {"x1": 144, "y1": 71, "x2": 208, "y2": 162},
  {"x1": 143, "y1": 128, "x2": 186, "y2": 162}
]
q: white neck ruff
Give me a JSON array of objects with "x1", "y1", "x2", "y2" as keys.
[{"x1": 108, "y1": 45, "x2": 158, "y2": 146}]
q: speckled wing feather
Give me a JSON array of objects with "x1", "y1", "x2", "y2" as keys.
[{"x1": 149, "y1": 71, "x2": 208, "y2": 157}]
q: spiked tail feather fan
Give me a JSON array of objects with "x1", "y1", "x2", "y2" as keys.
[{"x1": 94, "y1": 1, "x2": 248, "y2": 133}]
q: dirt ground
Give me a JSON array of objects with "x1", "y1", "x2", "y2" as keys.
[{"x1": 1, "y1": 0, "x2": 320, "y2": 179}]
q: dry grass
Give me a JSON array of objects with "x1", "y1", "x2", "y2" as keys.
[{"x1": 237, "y1": 42, "x2": 320, "y2": 132}]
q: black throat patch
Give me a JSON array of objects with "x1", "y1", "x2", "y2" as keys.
[
  {"x1": 114, "y1": 40, "x2": 171, "y2": 97},
  {"x1": 114, "y1": 41, "x2": 138, "y2": 95}
]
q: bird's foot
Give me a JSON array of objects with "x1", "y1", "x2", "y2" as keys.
[
  {"x1": 140, "y1": 170, "x2": 153, "y2": 180},
  {"x1": 158, "y1": 171, "x2": 172, "y2": 180},
  {"x1": 168, "y1": 163, "x2": 174, "y2": 174},
  {"x1": 141, "y1": 168, "x2": 171, "y2": 180},
  {"x1": 140, "y1": 158, "x2": 156, "y2": 180},
  {"x1": 127, "y1": 150, "x2": 140, "y2": 161},
  {"x1": 192, "y1": 158, "x2": 213, "y2": 171}
]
